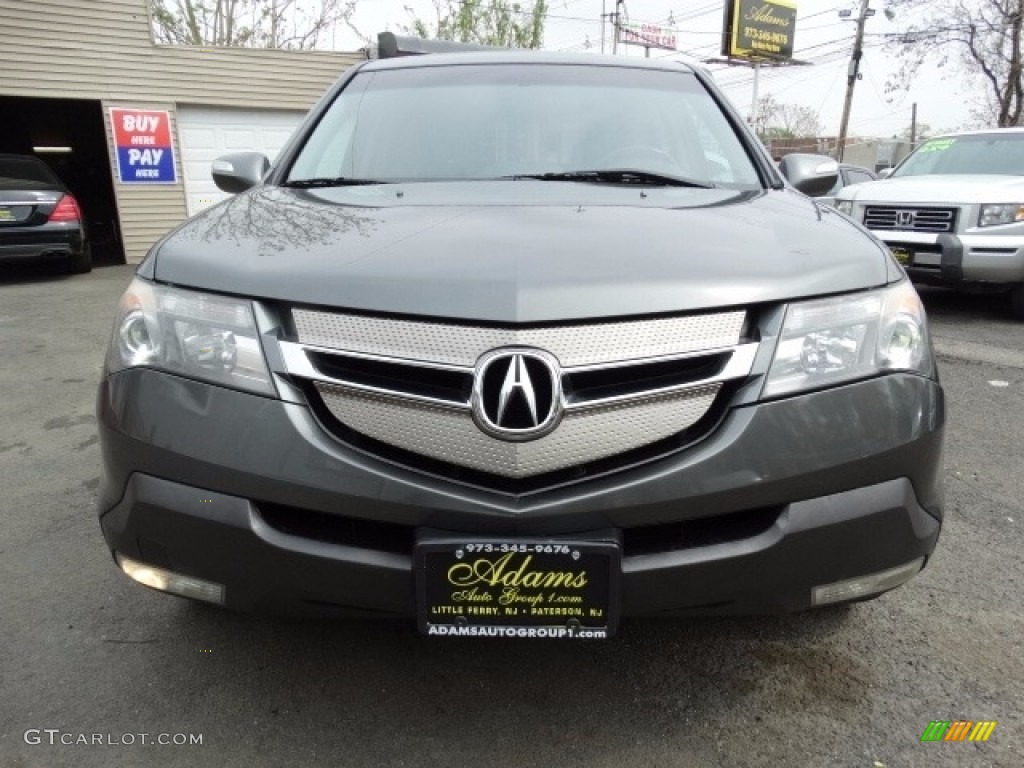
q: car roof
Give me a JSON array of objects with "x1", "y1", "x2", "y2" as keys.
[
  {"x1": 928, "y1": 127, "x2": 1024, "y2": 139},
  {"x1": 0, "y1": 153, "x2": 50, "y2": 163},
  {"x1": 362, "y1": 50, "x2": 696, "y2": 74},
  {"x1": 0, "y1": 154, "x2": 63, "y2": 188}
]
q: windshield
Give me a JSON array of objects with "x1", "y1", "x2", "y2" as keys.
[
  {"x1": 893, "y1": 133, "x2": 1024, "y2": 177},
  {"x1": 287, "y1": 63, "x2": 761, "y2": 188}
]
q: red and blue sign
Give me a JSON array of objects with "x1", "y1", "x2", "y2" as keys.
[{"x1": 110, "y1": 107, "x2": 177, "y2": 184}]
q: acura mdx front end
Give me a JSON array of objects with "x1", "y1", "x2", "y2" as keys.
[{"x1": 97, "y1": 48, "x2": 943, "y2": 639}]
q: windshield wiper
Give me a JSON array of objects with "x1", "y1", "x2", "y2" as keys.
[
  {"x1": 281, "y1": 177, "x2": 389, "y2": 188},
  {"x1": 505, "y1": 170, "x2": 714, "y2": 188}
]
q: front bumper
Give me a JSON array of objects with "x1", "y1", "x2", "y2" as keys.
[
  {"x1": 872, "y1": 229, "x2": 1024, "y2": 286},
  {"x1": 97, "y1": 369, "x2": 944, "y2": 617}
]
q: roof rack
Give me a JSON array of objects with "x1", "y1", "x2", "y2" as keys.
[{"x1": 375, "y1": 32, "x2": 501, "y2": 59}]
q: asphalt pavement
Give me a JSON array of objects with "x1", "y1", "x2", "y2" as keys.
[{"x1": 0, "y1": 264, "x2": 1021, "y2": 768}]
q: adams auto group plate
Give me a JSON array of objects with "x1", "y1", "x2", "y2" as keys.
[{"x1": 415, "y1": 537, "x2": 620, "y2": 639}]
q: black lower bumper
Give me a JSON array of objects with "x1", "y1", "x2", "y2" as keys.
[{"x1": 100, "y1": 472, "x2": 939, "y2": 616}]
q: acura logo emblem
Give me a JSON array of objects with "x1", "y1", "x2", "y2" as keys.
[{"x1": 472, "y1": 348, "x2": 562, "y2": 441}]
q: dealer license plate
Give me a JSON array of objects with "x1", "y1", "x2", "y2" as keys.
[
  {"x1": 890, "y1": 246, "x2": 913, "y2": 266},
  {"x1": 416, "y1": 536, "x2": 620, "y2": 639}
]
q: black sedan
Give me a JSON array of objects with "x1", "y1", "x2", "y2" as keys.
[{"x1": 0, "y1": 154, "x2": 90, "y2": 273}]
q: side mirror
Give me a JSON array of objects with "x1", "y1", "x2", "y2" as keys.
[
  {"x1": 211, "y1": 152, "x2": 270, "y2": 194},
  {"x1": 878, "y1": 167, "x2": 894, "y2": 179},
  {"x1": 778, "y1": 153, "x2": 840, "y2": 197}
]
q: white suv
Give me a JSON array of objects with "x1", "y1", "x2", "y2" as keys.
[{"x1": 836, "y1": 128, "x2": 1024, "y2": 318}]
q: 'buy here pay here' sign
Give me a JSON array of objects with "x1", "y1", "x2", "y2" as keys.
[{"x1": 110, "y1": 108, "x2": 177, "y2": 184}]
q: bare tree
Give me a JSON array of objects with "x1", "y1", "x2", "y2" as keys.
[
  {"x1": 887, "y1": 0, "x2": 1024, "y2": 127},
  {"x1": 753, "y1": 94, "x2": 823, "y2": 140},
  {"x1": 404, "y1": 0, "x2": 548, "y2": 49},
  {"x1": 150, "y1": 0, "x2": 356, "y2": 49},
  {"x1": 897, "y1": 121, "x2": 933, "y2": 141}
]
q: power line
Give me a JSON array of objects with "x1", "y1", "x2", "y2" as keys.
[{"x1": 713, "y1": 40, "x2": 866, "y2": 88}]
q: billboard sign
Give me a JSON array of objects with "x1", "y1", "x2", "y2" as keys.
[
  {"x1": 109, "y1": 108, "x2": 177, "y2": 184},
  {"x1": 722, "y1": 0, "x2": 797, "y2": 62},
  {"x1": 621, "y1": 23, "x2": 678, "y2": 52}
]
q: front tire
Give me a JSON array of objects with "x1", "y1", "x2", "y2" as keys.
[{"x1": 1010, "y1": 284, "x2": 1024, "y2": 319}]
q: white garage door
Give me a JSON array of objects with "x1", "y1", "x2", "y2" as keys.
[{"x1": 177, "y1": 106, "x2": 305, "y2": 216}]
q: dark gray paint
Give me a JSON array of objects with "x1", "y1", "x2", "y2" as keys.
[
  {"x1": 152, "y1": 183, "x2": 890, "y2": 322},
  {"x1": 210, "y1": 152, "x2": 270, "y2": 194},
  {"x1": 97, "y1": 368, "x2": 944, "y2": 529}
]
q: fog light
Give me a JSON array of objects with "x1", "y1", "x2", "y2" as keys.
[
  {"x1": 117, "y1": 554, "x2": 225, "y2": 604},
  {"x1": 811, "y1": 558, "x2": 924, "y2": 606}
]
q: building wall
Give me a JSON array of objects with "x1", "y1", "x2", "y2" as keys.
[{"x1": 0, "y1": 0, "x2": 362, "y2": 262}]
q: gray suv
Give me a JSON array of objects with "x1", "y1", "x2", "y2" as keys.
[{"x1": 97, "y1": 42, "x2": 944, "y2": 639}]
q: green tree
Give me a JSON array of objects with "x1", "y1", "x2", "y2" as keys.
[
  {"x1": 887, "y1": 0, "x2": 1024, "y2": 127},
  {"x1": 150, "y1": 0, "x2": 356, "y2": 49},
  {"x1": 404, "y1": 0, "x2": 548, "y2": 49}
]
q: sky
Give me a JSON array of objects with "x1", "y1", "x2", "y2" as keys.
[{"x1": 331, "y1": 0, "x2": 977, "y2": 139}]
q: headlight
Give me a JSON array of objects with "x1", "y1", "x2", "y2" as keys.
[
  {"x1": 763, "y1": 281, "x2": 932, "y2": 398},
  {"x1": 834, "y1": 200, "x2": 853, "y2": 216},
  {"x1": 105, "y1": 278, "x2": 275, "y2": 396},
  {"x1": 978, "y1": 203, "x2": 1024, "y2": 227}
]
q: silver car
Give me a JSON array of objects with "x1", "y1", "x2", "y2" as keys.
[{"x1": 836, "y1": 128, "x2": 1024, "y2": 317}]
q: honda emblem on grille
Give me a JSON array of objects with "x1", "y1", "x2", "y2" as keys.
[
  {"x1": 896, "y1": 210, "x2": 915, "y2": 227},
  {"x1": 472, "y1": 348, "x2": 562, "y2": 441}
]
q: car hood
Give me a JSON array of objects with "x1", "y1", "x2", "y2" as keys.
[
  {"x1": 840, "y1": 174, "x2": 1024, "y2": 204},
  {"x1": 153, "y1": 182, "x2": 890, "y2": 324}
]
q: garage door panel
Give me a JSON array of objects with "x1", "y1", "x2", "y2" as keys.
[
  {"x1": 265, "y1": 128, "x2": 296, "y2": 145},
  {"x1": 178, "y1": 106, "x2": 304, "y2": 216},
  {"x1": 184, "y1": 160, "x2": 216, "y2": 183},
  {"x1": 223, "y1": 129, "x2": 257, "y2": 150},
  {"x1": 181, "y1": 127, "x2": 216, "y2": 150}
]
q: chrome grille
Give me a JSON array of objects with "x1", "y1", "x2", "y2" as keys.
[
  {"x1": 283, "y1": 308, "x2": 756, "y2": 484},
  {"x1": 293, "y1": 309, "x2": 746, "y2": 367},
  {"x1": 863, "y1": 206, "x2": 957, "y2": 233},
  {"x1": 315, "y1": 383, "x2": 721, "y2": 478}
]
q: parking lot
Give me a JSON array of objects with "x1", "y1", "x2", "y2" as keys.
[{"x1": 0, "y1": 263, "x2": 1021, "y2": 768}]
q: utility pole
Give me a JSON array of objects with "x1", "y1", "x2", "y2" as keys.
[
  {"x1": 611, "y1": 0, "x2": 625, "y2": 55},
  {"x1": 836, "y1": 0, "x2": 872, "y2": 162},
  {"x1": 910, "y1": 102, "x2": 918, "y2": 145},
  {"x1": 751, "y1": 62, "x2": 761, "y2": 126},
  {"x1": 601, "y1": 0, "x2": 607, "y2": 54}
]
